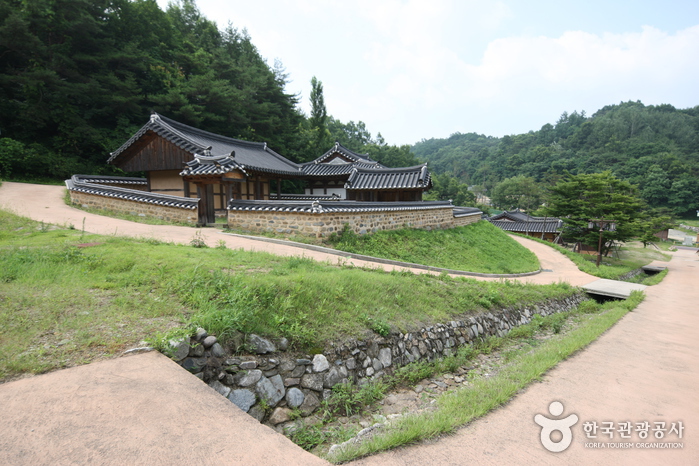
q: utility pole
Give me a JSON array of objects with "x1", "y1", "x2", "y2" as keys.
[{"x1": 589, "y1": 218, "x2": 617, "y2": 267}]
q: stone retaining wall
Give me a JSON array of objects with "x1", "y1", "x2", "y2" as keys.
[
  {"x1": 171, "y1": 294, "x2": 585, "y2": 429},
  {"x1": 680, "y1": 224, "x2": 699, "y2": 233},
  {"x1": 227, "y1": 208, "x2": 481, "y2": 237},
  {"x1": 69, "y1": 190, "x2": 198, "y2": 224}
]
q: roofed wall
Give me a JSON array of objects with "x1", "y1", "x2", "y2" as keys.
[{"x1": 227, "y1": 206, "x2": 480, "y2": 238}]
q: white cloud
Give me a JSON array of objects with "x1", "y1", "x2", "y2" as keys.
[
  {"x1": 458, "y1": 25, "x2": 699, "y2": 106},
  {"x1": 365, "y1": 24, "x2": 699, "y2": 141},
  {"x1": 153, "y1": 0, "x2": 699, "y2": 143}
]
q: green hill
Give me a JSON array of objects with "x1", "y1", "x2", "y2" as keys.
[{"x1": 413, "y1": 101, "x2": 699, "y2": 217}]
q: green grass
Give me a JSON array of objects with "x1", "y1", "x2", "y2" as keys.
[
  {"x1": 326, "y1": 221, "x2": 540, "y2": 274},
  {"x1": 679, "y1": 219, "x2": 699, "y2": 228},
  {"x1": 62, "y1": 191, "x2": 537, "y2": 274},
  {"x1": 328, "y1": 292, "x2": 645, "y2": 462},
  {"x1": 0, "y1": 209, "x2": 577, "y2": 382}
]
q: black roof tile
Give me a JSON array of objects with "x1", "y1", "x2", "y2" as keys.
[
  {"x1": 311, "y1": 142, "x2": 377, "y2": 164},
  {"x1": 487, "y1": 218, "x2": 562, "y2": 233},
  {"x1": 228, "y1": 199, "x2": 452, "y2": 214},
  {"x1": 65, "y1": 176, "x2": 198, "y2": 210},
  {"x1": 72, "y1": 174, "x2": 148, "y2": 185},
  {"x1": 108, "y1": 113, "x2": 301, "y2": 176},
  {"x1": 344, "y1": 164, "x2": 431, "y2": 190}
]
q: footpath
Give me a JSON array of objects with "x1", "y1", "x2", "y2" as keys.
[
  {"x1": 351, "y1": 248, "x2": 699, "y2": 465},
  {"x1": 0, "y1": 182, "x2": 696, "y2": 465}
]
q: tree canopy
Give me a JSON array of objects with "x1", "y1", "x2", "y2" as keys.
[
  {"x1": 0, "y1": 0, "x2": 424, "y2": 180},
  {"x1": 0, "y1": 0, "x2": 305, "y2": 177},
  {"x1": 490, "y1": 175, "x2": 542, "y2": 211},
  {"x1": 413, "y1": 101, "x2": 699, "y2": 217},
  {"x1": 546, "y1": 171, "x2": 645, "y2": 257}
]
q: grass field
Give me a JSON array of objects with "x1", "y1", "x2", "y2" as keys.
[
  {"x1": 0, "y1": 209, "x2": 576, "y2": 382},
  {"x1": 326, "y1": 221, "x2": 540, "y2": 274}
]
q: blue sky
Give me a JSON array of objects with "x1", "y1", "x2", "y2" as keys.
[{"x1": 156, "y1": 0, "x2": 699, "y2": 145}]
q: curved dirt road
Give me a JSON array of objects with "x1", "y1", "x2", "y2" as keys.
[{"x1": 0, "y1": 182, "x2": 595, "y2": 286}]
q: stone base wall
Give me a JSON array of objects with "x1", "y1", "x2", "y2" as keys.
[
  {"x1": 172, "y1": 294, "x2": 585, "y2": 429},
  {"x1": 228, "y1": 208, "x2": 481, "y2": 237},
  {"x1": 452, "y1": 214, "x2": 481, "y2": 228},
  {"x1": 69, "y1": 191, "x2": 197, "y2": 224}
]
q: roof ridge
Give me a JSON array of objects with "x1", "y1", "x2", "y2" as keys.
[
  {"x1": 352, "y1": 163, "x2": 427, "y2": 173},
  {"x1": 155, "y1": 113, "x2": 268, "y2": 150}
]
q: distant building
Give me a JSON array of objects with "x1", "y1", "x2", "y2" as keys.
[{"x1": 487, "y1": 210, "x2": 562, "y2": 242}]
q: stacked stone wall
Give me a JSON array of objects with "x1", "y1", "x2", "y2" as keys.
[
  {"x1": 228, "y1": 208, "x2": 481, "y2": 237},
  {"x1": 452, "y1": 214, "x2": 481, "y2": 228},
  {"x1": 69, "y1": 190, "x2": 197, "y2": 224},
  {"x1": 171, "y1": 294, "x2": 585, "y2": 429}
]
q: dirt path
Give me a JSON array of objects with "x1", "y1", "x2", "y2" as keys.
[
  {"x1": 351, "y1": 249, "x2": 699, "y2": 465},
  {"x1": 0, "y1": 351, "x2": 329, "y2": 465},
  {"x1": 0, "y1": 182, "x2": 595, "y2": 286}
]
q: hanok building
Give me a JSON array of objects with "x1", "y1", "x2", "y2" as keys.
[
  {"x1": 67, "y1": 113, "x2": 482, "y2": 235},
  {"x1": 105, "y1": 113, "x2": 434, "y2": 224},
  {"x1": 487, "y1": 210, "x2": 562, "y2": 242},
  {"x1": 301, "y1": 143, "x2": 431, "y2": 202},
  {"x1": 107, "y1": 113, "x2": 301, "y2": 221}
]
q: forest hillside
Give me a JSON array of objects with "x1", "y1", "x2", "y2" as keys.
[{"x1": 413, "y1": 101, "x2": 699, "y2": 216}]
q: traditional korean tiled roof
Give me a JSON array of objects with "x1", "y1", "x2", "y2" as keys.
[
  {"x1": 301, "y1": 142, "x2": 384, "y2": 178},
  {"x1": 452, "y1": 206, "x2": 483, "y2": 218},
  {"x1": 311, "y1": 142, "x2": 377, "y2": 165},
  {"x1": 228, "y1": 199, "x2": 452, "y2": 214},
  {"x1": 274, "y1": 194, "x2": 341, "y2": 201},
  {"x1": 487, "y1": 210, "x2": 562, "y2": 233},
  {"x1": 489, "y1": 210, "x2": 550, "y2": 222},
  {"x1": 344, "y1": 164, "x2": 431, "y2": 191},
  {"x1": 301, "y1": 160, "x2": 381, "y2": 177},
  {"x1": 72, "y1": 175, "x2": 148, "y2": 186},
  {"x1": 488, "y1": 219, "x2": 562, "y2": 233},
  {"x1": 65, "y1": 175, "x2": 199, "y2": 209},
  {"x1": 108, "y1": 113, "x2": 301, "y2": 176},
  {"x1": 179, "y1": 154, "x2": 247, "y2": 177}
]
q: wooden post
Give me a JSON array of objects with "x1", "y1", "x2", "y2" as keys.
[{"x1": 196, "y1": 184, "x2": 207, "y2": 226}]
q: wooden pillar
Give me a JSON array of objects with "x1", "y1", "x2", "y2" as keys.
[
  {"x1": 196, "y1": 184, "x2": 207, "y2": 226},
  {"x1": 277, "y1": 179, "x2": 282, "y2": 200},
  {"x1": 255, "y1": 178, "x2": 262, "y2": 200},
  {"x1": 205, "y1": 185, "x2": 215, "y2": 223},
  {"x1": 225, "y1": 182, "x2": 233, "y2": 208}
]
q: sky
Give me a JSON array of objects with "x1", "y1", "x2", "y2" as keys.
[{"x1": 156, "y1": 0, "x2": 699, "y2": 146}]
